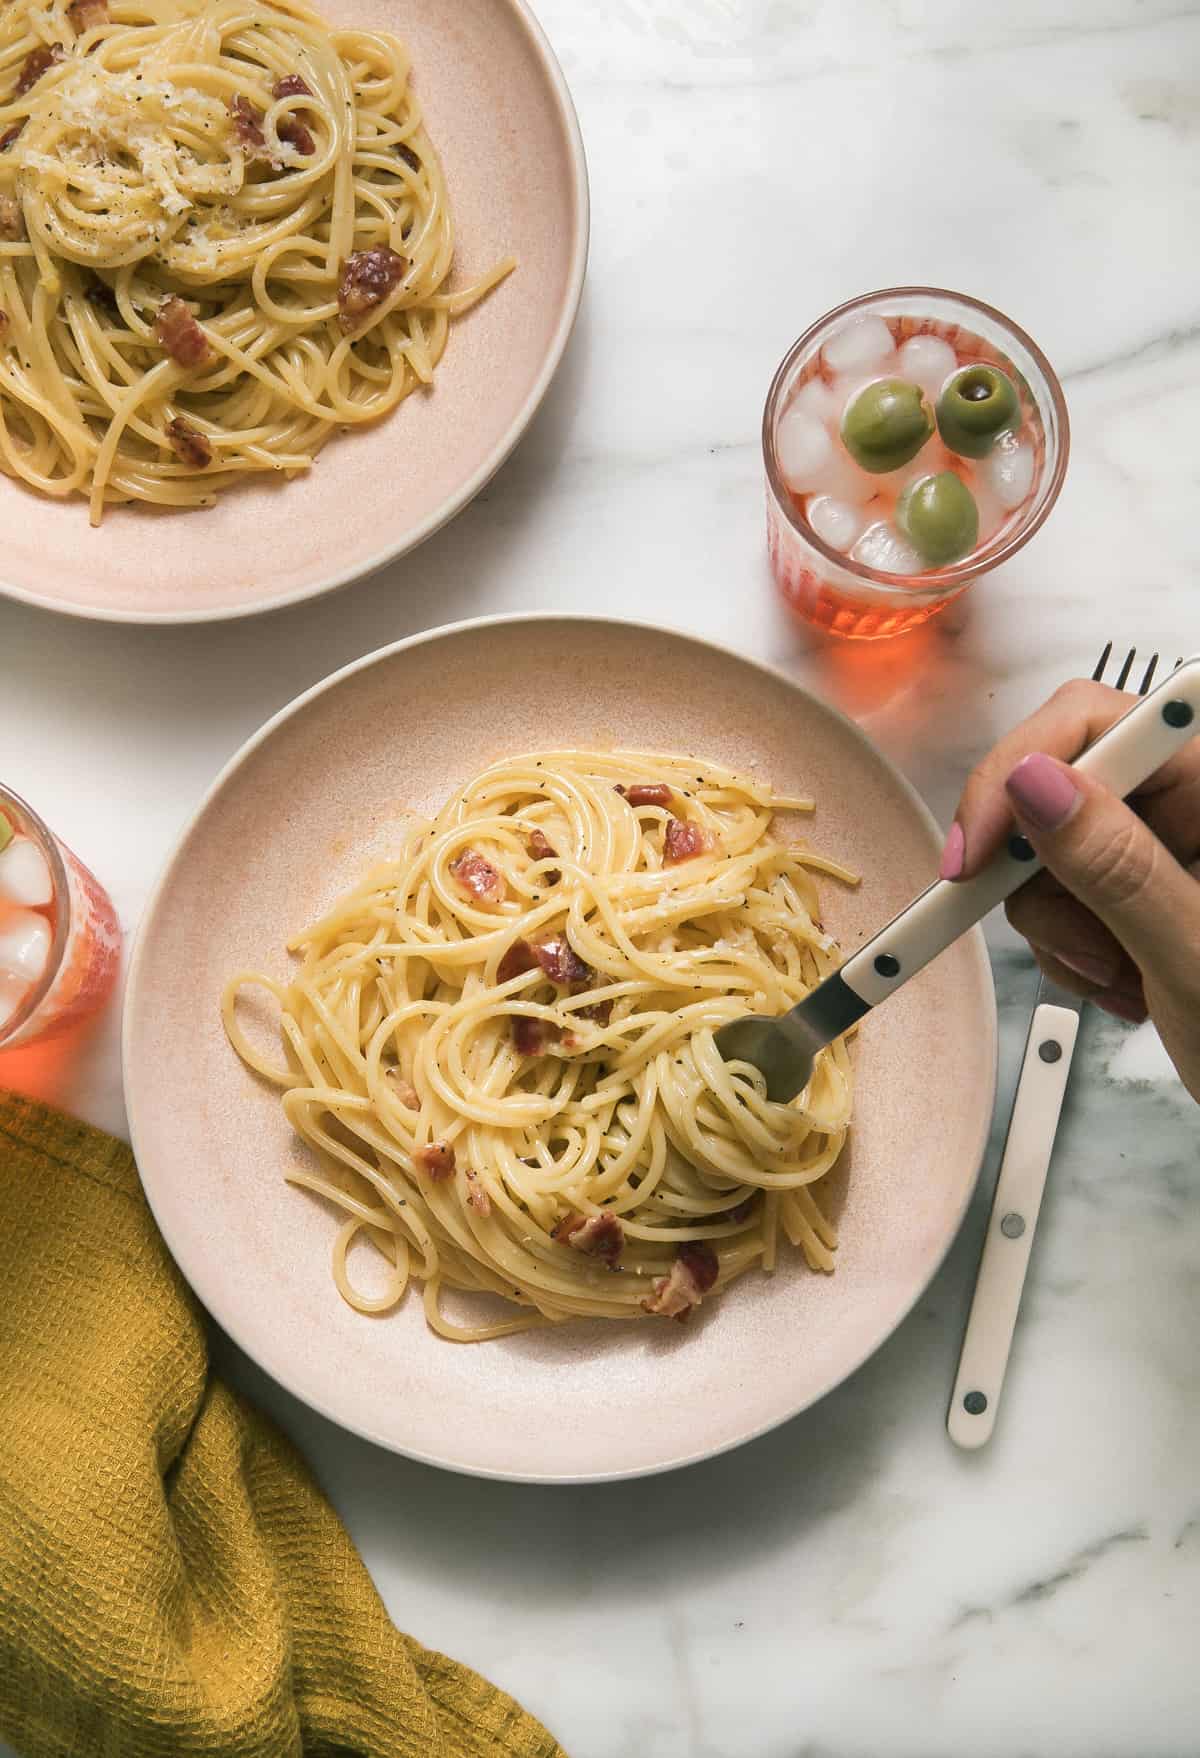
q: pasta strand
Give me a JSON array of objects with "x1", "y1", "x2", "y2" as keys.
[{"x1": 223, "y1": 751, "x2": 859, "y2": 1341}]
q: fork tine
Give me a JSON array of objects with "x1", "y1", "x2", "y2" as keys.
[{"x1": 1093, "y1": 647, "x2": 1183, "y2": 688}]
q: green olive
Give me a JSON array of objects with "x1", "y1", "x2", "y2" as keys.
[
  {"x1": 936, "y1": 364, "x2": 1020, "y2": 459},
  {"x1": 896, "y1": 471, "x2": 979, "y2": 566},
  {"x1": 840, "y1": 378, "x2": 933, "y2": 473}
]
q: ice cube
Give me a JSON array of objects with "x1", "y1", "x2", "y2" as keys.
[
  {"x1": 779, "y1": 399, "x2": 878, "y2": 505},
  {"x1": 822, "y1": 315, "x2": 895, "y2": 377},
  {"x1": 0, "y1": 909, "x2": 51, "y2": 983},
  {"x1": 790, "y1": 377, "x2": 838, "y2": 423},
  {"x1": 0, "y1": 835, "x2": 53, "y2": 907},
  {"x1": 0, "y1": 968, "x2": 26, "y2": 1023},
  {"x1": 984, "y1": 430, "x2": 1035, "y2": 510},
  {"x1": 805, "y1": 494, "x2": 867, "y2": 553},
  {"x1": 971, "y1": 477, "x2": 1005, "y2": 544},
  {"x1": 815, "y1": 442, "x2": 879, "y2": 506},
  {"x1": 776, "y1": 408, "x2": 834, "y2": 492},
  {"x1": 897, "y1": 334, "x2": 957, "y2": 399},
  {"x1": 851, "y1": 522, "x2": 924, "y2": 576}
]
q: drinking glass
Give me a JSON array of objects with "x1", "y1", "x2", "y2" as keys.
[
  {"x1": 0, "y1": 784, "x2": 121, "y2": 1049},
  {"x1": 764, "y1": 287, "x2": 1069, "y2": 640}
]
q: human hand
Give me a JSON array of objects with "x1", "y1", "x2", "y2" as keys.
[{"x1": 939, "y1": 678, "x2": 1200, "y2": 1103}]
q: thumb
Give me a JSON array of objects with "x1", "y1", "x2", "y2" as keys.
[{"x1": 1005, "y1": 751, "x2": 1200, "y2": 978}]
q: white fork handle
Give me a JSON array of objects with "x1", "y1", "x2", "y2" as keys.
[
  {"x1": 946, "y1": 999, "x2": 1080, "y2": 1448},
  {"x1": 838, "y1": 655, "x2": 1200, "y2": 1006}
]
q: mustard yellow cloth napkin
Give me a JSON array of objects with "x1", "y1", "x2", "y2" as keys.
[{"x1": 0, "y1": 1092, "x2": 565, "y2": 1758}]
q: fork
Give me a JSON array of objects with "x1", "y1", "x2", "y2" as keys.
[
  {"x1": 715, "y1": 652, "x2": 1200, "y2": 1101},
  {"x1": 1092, "y1": 641, "x2": 1185, "y2": 693},
  {"x1": 947, "y1": 645, "x2": 1184, "y2": 1449}
]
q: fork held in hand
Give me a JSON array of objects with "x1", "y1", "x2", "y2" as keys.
[
  {"x1": 715, "y1": 652, "x2": 1200, "y2": 1103},
  {"x1": 947, "y1": 643, "x2": 1176, "y2": 1448}
]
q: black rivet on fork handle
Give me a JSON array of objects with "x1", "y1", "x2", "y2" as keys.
[
  {"x1": 874, "y1": 953, "x2": 900, "y2": 978},
  {"x1": 1008, "y1": 834, "x2": 1036, "y2": 862},
  {"x1": 1163, "y1": 700, "x2": 1193, "y2": 730},
  {"x1": 963, "y1": 1391, "x2": 987, "y2": 1416}
]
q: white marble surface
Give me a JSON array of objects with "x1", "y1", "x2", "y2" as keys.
[{"x1": 2, "y1": 1, "x2": 1199, "y2": 1753}]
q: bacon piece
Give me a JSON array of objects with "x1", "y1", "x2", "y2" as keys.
[
  {"x1": 680, "y1": 1243, "x2": 719, "y2": 1291},
  {"x1": 575, "y1": 997, "x2": 613, "y2": 1026},
  {"x1": 0, "y1": 195, "x2": 22, "y2": 242},
  {"x1": 230, "y1": 94, "x2": 270, "y2": 157},
  {"x1": 525, "y1": 828, "x2": 560, "y2": 884},
  {"x1": 228, "y1": 94, "x2": 261, "y2": 145},
  {"x1": 269, "y1": 76, "x2": 315, "y2": 153},
  {"x1": 616, "y1": 782, "x2": 674, "y2": 809},
  {"x1": 450, "y1": 848, "x2": 505, "y2": 906},
  {"x1": 722, "y1": 1196, "x2": 757, "y2": 1224},
  {"x1": 497, "y1": 938, "x2": 538, "y2": 985},
  {"x1": 337, "y1": 246, "x2": 406, "y2": 333},
  {"x1": 642, "y1": 1243, "x2": 719, "y2": 1320},
  {"x1": 663, "y1": 817, "x2": 714, "y2": 865},
  {"x1": 396, "y1": 142, "x2": 420, "y2": 171},
  {"x1": 67, "y1": 0, "x2": 108, "y2": 33},
  {"x1": 155, "y1": 296, "x2": 210, "y2": 368},
  {"x1": 15, "y1": 44, "x2": 63, "y2": 98},
  {"x1": 272, "y1": 73, "x2": 312, "y2": 101},
  {"x1": 533, "y1": 937, "x2": 592, "y2": 987},
  {"x1": 511, "y1": 1015, "x2": 558, "y2": 1057},
  {"x1": 553, "y1": 1210, "x2": 624, "y2": 1267},
  {"x1": 165, "y1": 416, "x2": 212, "y2": 469},
  {"x1": 464, "y1": 1171, "x2": 491, "y2": 1217},
  {"x1": 385, "y1": 1068, "x2": 420, "y2": 1111},
  {"x1": 278, "y1": 114, "x2": 314, "y2": 155},
  {"x1": 0, "y1": 122, "x2": 23, "y2": 153},
  {"x1": 415, "y1": 1141, "x2": 455, "y2": 1181}
]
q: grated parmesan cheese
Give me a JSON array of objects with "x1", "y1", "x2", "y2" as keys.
[{"x1": 18, "y1": 59, "x2": 240, "y2": 266}]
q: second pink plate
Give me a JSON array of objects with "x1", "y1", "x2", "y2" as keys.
[{"x1": 1, "y1": 0, "x2": 587, "y2": 623}]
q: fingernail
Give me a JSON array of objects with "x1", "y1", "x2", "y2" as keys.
[
  {"x1": 939, "y1": 821, "x2": 964, "y2": 881},
  {"x1": 1005, "y1": 753, "x2": 1083, "y2": 833}
]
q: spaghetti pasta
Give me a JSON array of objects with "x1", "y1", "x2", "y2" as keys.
[
  {"x1": 0, "y1": 0, "x2": 512, "y2": 521},
  {"x1": 223, "y1": 750, "x2": 858, "y2": 1341}
]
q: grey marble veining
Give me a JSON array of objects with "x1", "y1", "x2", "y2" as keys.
[{"x1": 1, "y1": 2, "x2": 1198, "y2": 1755}]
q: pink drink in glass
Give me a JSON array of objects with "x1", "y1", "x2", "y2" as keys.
[
  {"x1": 0, "y1": 786, "x2": 121, "y2": 1049},
  {"x1": 764, "y1": 288, "x2": 1069, "y2": 641}
]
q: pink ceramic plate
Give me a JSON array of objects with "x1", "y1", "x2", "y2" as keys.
[
  {"x1": 124, "y1": 617, "x2": 997, "y2": 1482},
  {"x1": 1, "y1": 0, "x2": 587, "y2": 624}
]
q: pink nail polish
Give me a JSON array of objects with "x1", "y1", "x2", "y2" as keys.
[
  {"x1": 939, "y1": 821, "x2": 964, "y2": 881},
  {"x1": 1057, "y1": 950, "x2": 1118, "y2": 987},
  {"x1": 1005, "y1": 753, "x2": 1082, "y2": 833}
]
